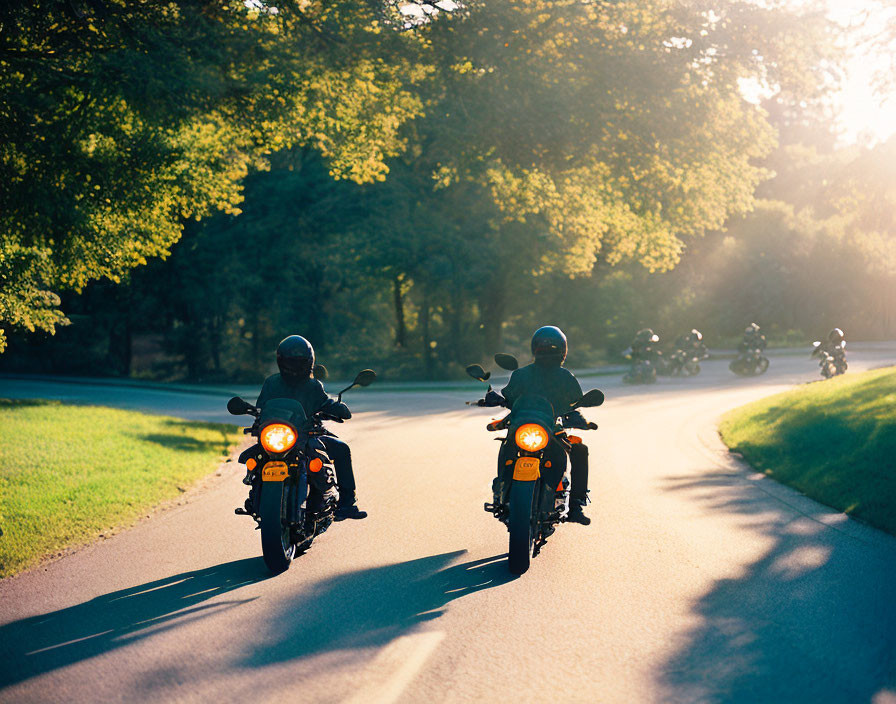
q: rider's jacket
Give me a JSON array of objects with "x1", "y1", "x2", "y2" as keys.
[
  {"x1": 256, "y1": 373, "x2": 330, "y2": 415},
  {"x1": 501, "y1": 363, "x2": 583, "y2": 418},
  {"x1": 739, "y1": 334, "x2": 766, "y2": 352}
]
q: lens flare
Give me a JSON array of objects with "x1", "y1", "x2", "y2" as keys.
[
  {"x1": 515, "y1": 423, "x2": 549, "y2": 452},
  {"x1": 260, "y1": 423, "x2": 297, "y2": 454}
]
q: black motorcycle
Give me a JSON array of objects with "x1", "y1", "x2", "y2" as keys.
[
  {"x1": 227, "y1": 368, "x2": 376, "y2": 573},
  {"x1": 811, "y1": 341, "x2": 847, "y2": 378},
  {"x1": 622, "y1": 347, "x2": 658, "y2": 384},
  {"x1": 467, "y1": 354, "x2": 603, "y2": 575},
  {"x1": 729, "y1": 347, "x2": 769, "y2": 376},
  {"x1": 666, "y1": 346, "x2": 708, "y2": 377}
]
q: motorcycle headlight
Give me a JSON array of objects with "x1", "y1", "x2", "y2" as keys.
[
  {"x1": 515, "y1": 423, "x2": 549, "y2": 452},
  {"x1": 260, "y1": 423, "x2": 297, "y2": 454}
]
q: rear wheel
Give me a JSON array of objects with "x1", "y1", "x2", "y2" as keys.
[
  {"x1": 756, "y1": 357, "x2": 769, "y2": 375},
  {"x1": 508, "y1": 480, "x2": 536, "y2": 575},
  {"x1": 259, "y1": 483, "x2": 294, "y2": 573}
]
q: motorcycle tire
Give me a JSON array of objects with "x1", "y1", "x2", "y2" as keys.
[
  {"x1": 756, "y1": 357, "x2": 769, "y2": 375},
  {"x1": 508, "y1": 480, "x2": 537, "y2": 575},
  {"x1": 260, "y1": 483, "x2": 295, "y2": 573}
]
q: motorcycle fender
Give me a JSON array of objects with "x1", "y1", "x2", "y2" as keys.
[
  {"x1": 513, "y1": 456, "x2": 540, "y2": 481},
  {"x1": 261, "y1": 461, "x2": 289, "y2": 482}
]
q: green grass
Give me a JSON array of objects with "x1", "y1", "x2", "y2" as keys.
[
  {"x1": 0, "y1": 399, "x2": 241, "y2": 577},
  {"x1": 720, "y1": 366, "x2": 896, "y2": 535}
]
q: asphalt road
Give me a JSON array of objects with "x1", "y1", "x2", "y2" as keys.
[{"x1": 1, "y1": 346, "x2": 895, "y2": 703}]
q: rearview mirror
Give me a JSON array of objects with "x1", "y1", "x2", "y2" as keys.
[
  {"x1": 354, "y1": 369, "x2": 377, "y2": 387},
  {"x1": 572, "y1": 389, "x2": 605, "y2": 408},
  {"x1": 227, "y1": 396, "x2": 252, "y2": 415},
  {"x1": 313, "y1": 364, "x2": 329, "y2": 380},
  {"x1": 494, "y1": 353, "x2": 519, "y2": 371},
  {"x1": 465, "y1": 364, "x2": 491, "y2": 382}
]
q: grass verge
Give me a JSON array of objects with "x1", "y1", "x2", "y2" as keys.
[
  {"x1": 719, "y1": 366, "x2": 896, "y2": 535},
  {"x1": 0, "y1": 399, "x2": 241, "y2": 577}
]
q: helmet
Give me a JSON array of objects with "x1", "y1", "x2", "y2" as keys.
[
  {"x1": 828, "y1": 328, "x2": 844, "y2": 343},
  {"x1": 688, "y1": 329, "x2": 703, "y2": 342},
  {"x1": 276, "y1": 335, "x2": 314, "y2": 380},
  {"x1": 531, "y1": 326, "x2": 567, "y2": 366},
  {"x1": 745, "y1": 323, "x2": 760, "y2": 336},
  {"x1": 636, "y1": 328, "x2": 659, "y2": 344}
]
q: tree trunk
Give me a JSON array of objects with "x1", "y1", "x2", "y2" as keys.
[
  {"x1": 421, "y1": 286, "x2": 433, "y2": 378},
  {"x1": 393, "y1": 274, "x2": 407, "y2": 348}
]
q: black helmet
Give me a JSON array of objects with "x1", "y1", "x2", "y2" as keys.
[
  {"x1": 276, "y1": 335, "x2": 314, "y2": 380},
  {"x1": 636, "y1": 328, "x2": 659, "y2": 344},
  {"x1": 745, "y1": 323, "x2": 760, "y2": 335},
  {"x1": 828, "y1": 328, "x2": 844, "y2": 343},
  {"x1": 688, "y1": 329, "x2": 703, "y2": 342},
  {"x1": 531, "y1": 325, "x2": 567, "y2": 366}
]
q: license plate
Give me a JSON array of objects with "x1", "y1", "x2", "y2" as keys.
[
  {"x1": 261, "y1": 461, "x2": 289, "y2": 482},
  {"x1": 513, "y1": 456, "x2": 540, "y2": 481}
]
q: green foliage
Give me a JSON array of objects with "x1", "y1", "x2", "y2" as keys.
[
  {"x1": 0, "y1": 0, "x2": 427, "y2": 349},
  {"x1": 0, "y1": 399, "x2": 241, "y2": 576},
  {"x1": 720, "y1": 367, "x2": 896, "y2": 535}
]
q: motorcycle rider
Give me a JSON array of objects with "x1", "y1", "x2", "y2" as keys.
[
  {"x1": 479, "y1": 326, "x2": 594, "y2": 525},
  {"x1": 739, "y1": 323, "x2": 766, "y2": 353},
  {"x1": 677, "y1": 329, "x2": 708, "y2": 358},
  {"x1": 631, "y1": 328, "x2": 661, "y2": 363},
  {"x1": 818, "y1": 327, "x2": 847, "y2": 368},
  {"x1": 256, "y1": 335, "x2": 367, "y2": 520}
]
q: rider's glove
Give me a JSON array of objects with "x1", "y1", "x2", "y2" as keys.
[
  {"x1": 320, "y1": 398, "x2": 352, "y2": 420},
  {"x1": 477, "y1": 389, "x2": 505, "y2": 407},
  {"x1": 563, "y1": 410, "x2": 592, "y2": 430}
]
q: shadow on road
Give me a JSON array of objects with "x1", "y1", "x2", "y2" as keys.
[
  {"x1": 0, "y1": 557, "x2": 270, "y2": 689},
  {"x1": 659, "y1": 472, "x2": 896, "y2": 702},
  {"x1": 238, "y1": 550, "x2": 516, "y2": 668}
]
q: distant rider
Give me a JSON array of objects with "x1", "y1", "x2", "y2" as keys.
[
  {"x1": 478, "y1": 326, "x2": 594, "y2": 525},
  {"x1": 739, "y1": 323, "x2": 766, "y2": 354},
  {"x1": 676, "y1": 329, "x2": 708, "y2": 359},
  {"x1": 256, "y1": 335, "x2": 367, "y2": 520},
  {"x1": 819, "y1": 327, "x2": 847, "y2": 367},
  {"x1": 630, "y1": 328, "x2": 661, "y2": 363}
]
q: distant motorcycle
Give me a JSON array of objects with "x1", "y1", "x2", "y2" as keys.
[
  {"x1": 227, "y1": 368, "x2": 376, "y2": 573},
  {"x1": 811, "y1": 341, "x2": 847, "y2": 378},
  {"x1": 666, "y1": 347, "x2": 708, "y2": 377},
  {"x1": 622, "y1": 347, "x2": 659, "y2": 384},
  {"x1": 467, "y1": 354, "x2": 603, "y2": 575},
  {"x1": 729, "y1": 348, "x2": 769, "y2": 376}
]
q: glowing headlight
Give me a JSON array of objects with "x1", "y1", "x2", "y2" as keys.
[
  {"x1": 260, "y1": 423, "x2": 297, "y2": 454},
  {"x1": 515, "y1": 423, "x2": 549, "y2": 452}
]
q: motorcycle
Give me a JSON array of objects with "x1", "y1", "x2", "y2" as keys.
[
  {"x1": 621, "y1": 347, "x2": 658, "y2": 384},
  {"x1": 227, "y1": 367, "x2": 376, "y2": 573},
  {"x1": 729, "y1": 347, "x2": 769, "y2": 376},
  {"x1": 666, "y1": 346, "x2": 708, "y2": 377},
  {"x1": 811, "y1": 341, "x2": 847, "y2": 378},
  {"x1": 467, "y1": 353, "x2": 603, "y2": 575}
]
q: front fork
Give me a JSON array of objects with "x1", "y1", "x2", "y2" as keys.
[{"x1": 485, "y1": 443, "x2": 567, "y2": 524}]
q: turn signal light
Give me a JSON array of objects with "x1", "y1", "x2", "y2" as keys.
[
  {"x1": 260, "y1": 423, "x2": 297, "y2": 454},
  {"x1": 515, "y1": 423, "x2": 549, "y2": 452},
  {"x1": 308, "y1": 457, "x2": 323, "y2": 472}
]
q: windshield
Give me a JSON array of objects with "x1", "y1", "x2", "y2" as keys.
[
  {"x1": 509, "y1": 394, "x2": 556, "y2": 429},
  {"x1": 258, "y1": 397, "x2": 307, "y2": 428}
]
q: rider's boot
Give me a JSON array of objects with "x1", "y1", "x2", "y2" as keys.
[
  {"x1": 566, "y1": 500, "x2": 591, "y2": 525},
  {"x1": 335, "y1": 494, "x2": 368, "y2": 521}
]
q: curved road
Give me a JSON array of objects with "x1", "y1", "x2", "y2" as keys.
[{"x1": 1, "y1": 347, "x2": 895, "y2": 703}]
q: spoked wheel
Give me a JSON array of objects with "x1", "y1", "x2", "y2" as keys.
[
  {"x1": 259, "y1": 483, "x2": 295, "y2": 573},
  {"x1": 508, "y1": 480, "x2": 537, "y2": 575}
]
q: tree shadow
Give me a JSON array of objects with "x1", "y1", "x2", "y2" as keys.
[
  {"x1": 0, "y1": 557, "x2": 270, "y2": 689},
  {"x1": 135, "y1": 433, "x2": 229, "y2": 452},
  {"x1": 238, "y1": 550, "x2": 516, "y2": 668},
  {"x1": 659, "y1": 472, "x2": 896, "y2": 702}
]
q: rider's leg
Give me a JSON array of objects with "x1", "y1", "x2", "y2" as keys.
[
  {"x1": 320, "y1": 436, "x2": 367, "y2": 520},
  {"x1": 567, "y1": 442, "x2": 591, "y2": 525}
]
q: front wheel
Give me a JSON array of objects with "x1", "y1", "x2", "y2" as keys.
[
  {"x1": 259, "y1": 483, "x2": 294, "y2": 573},
  {"x1": 508, "y1": 480, "x2": 536, "y2": 575}
]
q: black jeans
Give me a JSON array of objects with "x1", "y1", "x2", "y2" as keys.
[
  {"x1": 320, "y1": 436, "x2": 357, "y2": 505},
  {"x1": 496, "y1": 440, "x2": 589, "y2": 506}
]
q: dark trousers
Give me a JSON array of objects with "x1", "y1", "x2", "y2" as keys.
[
  {"x1": 497, "y1": 440, "x2": 589, "y2": 505},
  {"x1": 320, "y1": 436, "x2": 356, "y2": 505}
]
